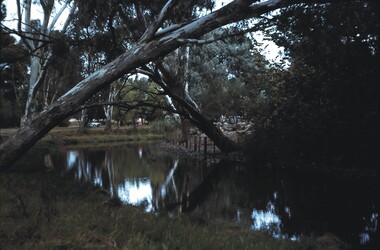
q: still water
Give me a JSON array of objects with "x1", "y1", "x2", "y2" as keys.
[{"x1": 49, "y1": 142, "x2": 379, "y2": 249}]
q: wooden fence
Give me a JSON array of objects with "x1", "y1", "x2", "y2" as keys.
[{"x1": 166, "y1": 132, "x2": 221, "y2": 156}]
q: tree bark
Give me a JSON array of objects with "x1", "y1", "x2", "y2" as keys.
[
  {"x1": 0, "y1": 0, "x2": 322, "y2": 168},
  {"x1": 103, "y1": 84, "x2": 117, "y2": 133},
  {"x1": 145, "y1": 62, "x2": 239, "y2": 153},
  {"x1": 77, "y1": 109, "x2": 87, "y2": 134},
  {"x1": 170, "y1": 90, "x2": 239, "y2": 153},
  {"x1": 18, "y1": 0, "x2": 75, "y2": 126}
]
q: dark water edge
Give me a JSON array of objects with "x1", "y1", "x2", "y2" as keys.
[
  {"x1": 46, "y1": 142, "x2": 379, "y2": 249},
  {"x1": 1, "y1": 163, "x2": 349, "y2": 249}
]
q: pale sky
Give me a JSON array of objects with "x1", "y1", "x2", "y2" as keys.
[{"x1": 3, "y1": 0, "x2": 70, "y2": 31}]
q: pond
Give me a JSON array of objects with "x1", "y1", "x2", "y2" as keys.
[{"x1": 49, "y1": 142, "x2": 379, "y2": 249}]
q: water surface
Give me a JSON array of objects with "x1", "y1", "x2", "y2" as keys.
[{"x1": 50, "y1": 142, "x2": 379, "y2": 249}]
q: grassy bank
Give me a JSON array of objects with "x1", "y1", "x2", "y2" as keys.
[
  {"x1": 45, "y1": 125, "x2": 165, "y2": 145},
  {"x1": 0, "y1": 126, "x2": 348, "y2": 249},
  {"x1": 0, "y1": 125, "x2": 165, "y2": 146},
  {"x1": 0, "y1": 168, "x2": 346, "y2": 250}
]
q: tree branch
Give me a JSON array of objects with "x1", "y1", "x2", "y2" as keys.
[
  {"x1": 176, "y1": 26, "x2": 264, "y2": 45},
  {"x1": 47, "y1": 0, "x2": 69, "y2": 33},
  {"x1": 154, "y1": 23, "x2": 187, "y2": 37},
  {"x1": 1, "y1": 0, "x2": 339, "y2": 167},
  {"x1": 16, "y1": 0, "x2": 33, "y2": 51},
  {"x1": 39, "y1": 0, "x2": 53, "y2": 48},
  {"x1": 30, "y1": 52, "x2": 53, "y2": 100},
  {"x1": 134, "y1": 3, "x2": 148, "y2": 30},
  {"x1": 140, "y1": 0, "x2": 179, "y2": 43},
  {"x1": 1, "y1": 25, "x2": 57, "y2": 44},
  {"x1": 61, "y1": 0, "x2": 78, "y2": 34}
]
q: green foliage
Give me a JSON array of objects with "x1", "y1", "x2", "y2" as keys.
[
  {"x1": 246, "y1": 1, "x2": 379, "y2": 169},
  {"x1": 0, "y1": 29, "x2": 29, "y2": 127},
  {"x1": 115, "y1": 78, "x2": 167, "y2": 124},
  {"x1": 0, "y1": 1, "x2": 6, "y2": 22},
  {"x1": 150, "y1": 118, "x2": 180, "y2": 134},
  {"x1": 188, "y1": 30, "x2": 269, "y2": 120}
]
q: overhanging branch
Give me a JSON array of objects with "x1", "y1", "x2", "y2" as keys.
[
  {"x1": 1, "y1": 0, "x2": 342, "y2": 167},
  {"x1": 176, "y1": 26, "x2": 265, "y2": 45},
  {"x1": 140, "y1": 0, "x2": 179, "y2": 43}
]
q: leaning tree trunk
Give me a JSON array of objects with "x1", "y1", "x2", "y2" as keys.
[
  {"x1": 173, "y1": 92, "x2": 239, "y2": 153},
  {"x1": 0, "y1": 0, "x2": 299, "y2": 168},
  {"x1": 146, "y1": 59, "x2": 238, "y2": 153},
  {"x1": 0, "y1": 37, "x2": 179, "y2": 168}
]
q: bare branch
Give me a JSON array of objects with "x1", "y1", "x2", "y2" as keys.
[
  {"x1": 155, "y1": 23, "x2": 187, "y2": 37},
  {"x1": 128, "y1": 83, "x2": 165, "y2": 99},
  {"x1": 176, "y1": 26, "x2": 263, "y2": 45},
  {"x1": 61, "y1": 0, "x2": 78, "y2": 34},
  {"x1": 39, "y1": 1, "x2": 53, "y2": 48},
  {"x1": 16, "y1": 0, "x2": 33, "y2": 51},
  {"x1": 1, "y1": 0, "x2": 339, "y2": 167},
  {"x1": 23, "y1": 0, "x2": 32, "y2": 34},
  {"x1": 134, "y1": 3, "x2": 148, "y2": 29},
  {"x1": 2, "y1": 25, "x2": 54, "y2": 44},
  {"x1": 135, "y1": 68, "x2": 156, "y2": 79},
  {"x1": 140, "y1": 0, "x2": 179, "y2": 43},
  {"x1": 176, "y1": 38, "x2": 222, "y2": 45},
  {"x1": 31, "y1": 52, "x2": 53, "y2": 99},
  {"x1": 47, "y1": 0, "x2": 70, "y2": 33}
]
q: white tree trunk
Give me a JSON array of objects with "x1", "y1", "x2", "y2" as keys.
[
  {"x1": 18, "y1": 0, "x2": 76, "y2": 126},
  {"x1": 23, "y1": 55, "x2": 41, "y2": 124},
  {"x1": 103, "y1": 84, "x2": 117, "y2": 132},
  {"x1": 1, "y1": 0, "x2": 308, "y2": 168}
]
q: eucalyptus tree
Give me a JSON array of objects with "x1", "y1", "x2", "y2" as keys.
[
  {"x1": 13, "y1": 0, "x2": 77, "y2": 125},
  {"x1": 0, "y1": 29, "x2": 29, "y2": 127},
  {"x1": 0, "y1": 0, "x2": 361, "y2": 168},
  {"x1": 72, "y1": 0, "x2": 214, "y2": 132},
  {"x1": 187, "y1": 30, "x2": 269, "y2": 120},
  {"x1": 135, "y1": 30, "x2": 270, "y2": 146}
]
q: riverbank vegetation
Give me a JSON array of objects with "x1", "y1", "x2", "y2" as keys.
[
  {"x1": 0, "y1": 0, "x2": 378, "y2": 249},
  {"x1": 47, "y1": 125, "x2": 165, "y2": 146},
  {"x1": 1, "y1": 0, "x2": 378, "y2": 172},
  {"x1": 0, "y1": 162, "x2": 346, "y2": 249}
]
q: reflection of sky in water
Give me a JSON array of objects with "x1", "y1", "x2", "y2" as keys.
[
  {"x1": 138, "y1": 147, "x2": 143, "y2": 159},
  {"x1": 118, "y1": 178, "x2": 153, "y2": 212},
  {"x1": 251, "y1": 192, "x2": 297, "y2": 241},
  {"x1": 64, "y1": 148, "x2": 173, "y2": 213},
  {"x1": 359, "y1": 212, "x2": 378, "y2": 245},
  {"x1": 93, "y1": 168, "x2": 102, "y2": 187},
  {"x1": 251, "y1": 202, "x2": 281, "y2": 234},
  {"x1": 67, "y1": 150, "x2": 79, "y2": 170},
  {"x1": 60, "y1": 148, "x2": 379, "y2": 247}
]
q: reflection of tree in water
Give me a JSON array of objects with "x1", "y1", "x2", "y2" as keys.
[
  {"x1": 177, "y1": 161, "x2": 380, "y2": 245},
  {"x1": 54, "y1": 144, "x2": 183, "y2": 211},
  {"x1": 51, "y1": 145, "x2": 379, "y2": 247}
]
